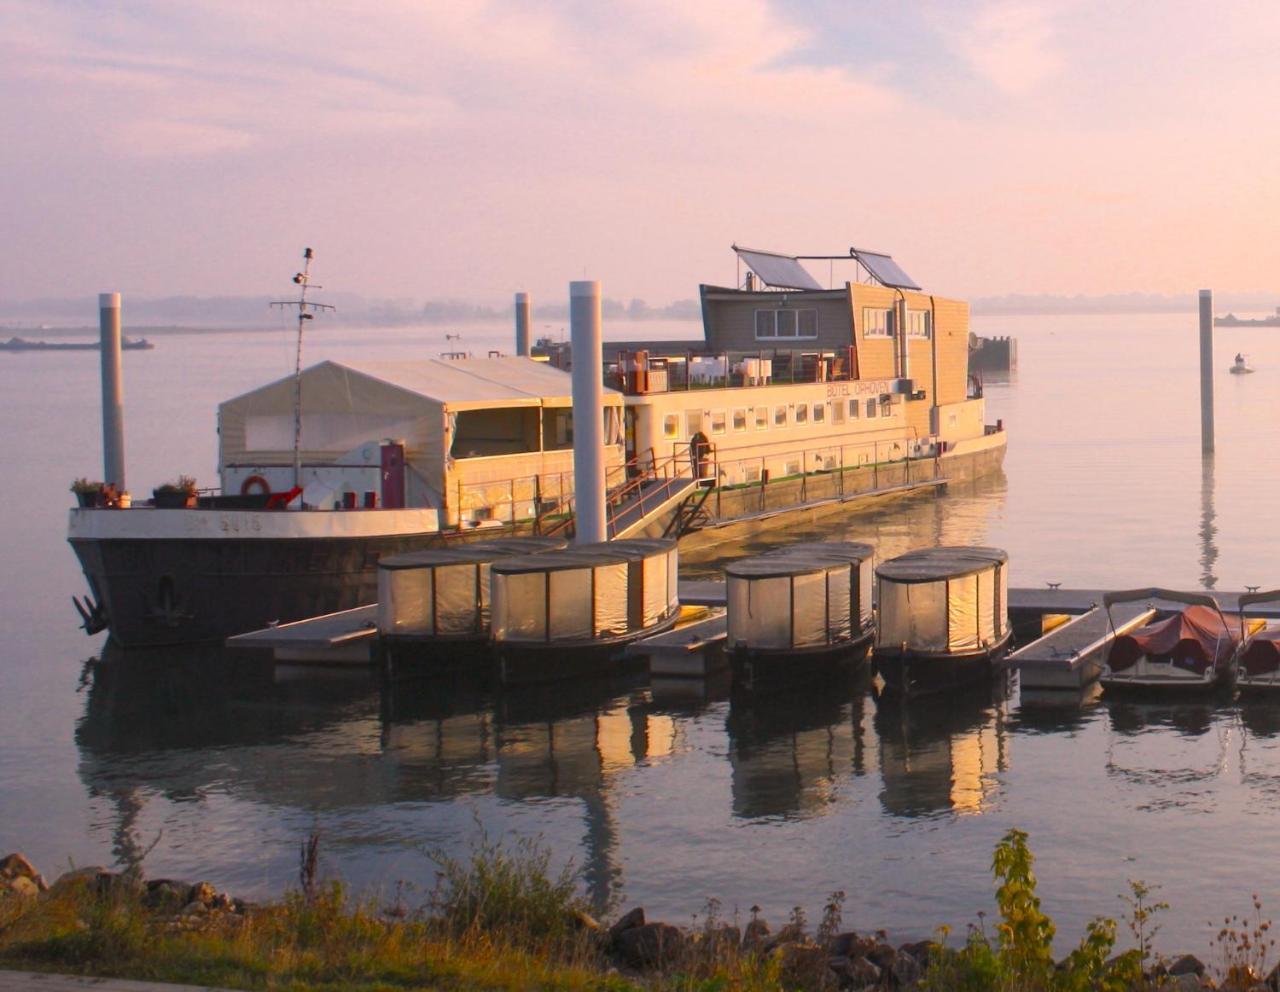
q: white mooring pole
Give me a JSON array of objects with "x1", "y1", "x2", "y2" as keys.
[
  {"x1": 99, "y1": 292, "x2": 126, "y2": 491},
  {"x1": 570, "y1": 280, "x2": 607, "y2": 545},
  {"x1": 1199, "y1": 289, "x2": 1214, "y2": 454},
  {"x1": 515, "y1": 292, "x2": 531, "y2": 357}
]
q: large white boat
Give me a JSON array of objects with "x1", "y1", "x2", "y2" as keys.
[{"x1": 68, "y1": 245, "x2": 1006, "y2": 647}]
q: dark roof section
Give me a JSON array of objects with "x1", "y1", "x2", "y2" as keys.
[
  {"x1": 725, "y1": 541, "x2": 874, "y2": 578},
  {"x1": 491, "y1": 538, "x2": 676, "y2": 575},
  {"x1": 379, "y1": 538, "x2": 566, "y2": 570},
  {"x1": 876, "y1": 546, "x2": 1008, "y2": 583}
]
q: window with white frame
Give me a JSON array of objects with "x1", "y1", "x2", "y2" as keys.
[
  {"x1": 663, "y1": 414, "x2": 680, "y2": 439},
  {"x1": 686, "y1": 409, "x2": 702, "y2": 436},
  {"x1": 865, "y1": 398, "x2": 877, "y2": 418},
  {"x1": 795, "y1": 403, "x2": 808, "y2": 425},
  {"x1": 880, "y1": 396, "x2": 892, "y2": 417},
  {"x1": 710, "y1": 410, "x2": 726, "y2": 434},
  {"x1": 774, "y1": 405, "x2": 788, "y2": 427},
  {"x1": 755, "y1": 308, "x2": 818, "y2": 341},
  {"x1": 862, "y1": 307, "x2": 892, "y2": 338},
  {"x1": 732, "y1": 408, "x2": 747, "y2": 432},
  {"x1": 848, "y1": 398, "x2": 859, "y2": 419},
  {"x1": 832, "y1": 401, "x2": 845, "y2": 425},
  {"x1": 754, "y1": 406, "x2": 768, "y2": 430},
  {"x1": 812, "y1": 402, "x2": 825, "y2": 424},
  {"x1": 907, "y1": 310, "x2": 931, "y2": 338}
]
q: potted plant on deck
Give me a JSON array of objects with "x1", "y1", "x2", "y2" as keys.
[
  {"x1": 70, "y1": 478, "x2": 105, "y2": 508},
  {"x1": 152, "y1": 474, "x2": 198, "y2": 508}
]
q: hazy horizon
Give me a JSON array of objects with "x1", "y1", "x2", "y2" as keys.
[{"x1": 5, "y1": 1, "x2": 1280, "y2": 305}]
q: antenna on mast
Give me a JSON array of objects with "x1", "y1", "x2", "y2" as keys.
[{"x1": 270, "y1": 247, "x2": 335, "y2": 490}]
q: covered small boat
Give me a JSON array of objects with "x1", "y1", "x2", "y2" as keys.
[
  {"x1": 1230, "y1": 353, "x2": 1255, "y2": 374},
  {"x1": 725, "y1": 541, "x2": 874, "y2": 686},
  {"x1": 1234, "y1": 589, "x2": 1280, "y2": 696},
  {"x1": 490, "y1": 538, "x2": 679, "y2": 684},
  {"x1": 874, "y1": 546, "x2": 1011, "y2": 697},
  {"x1": 1099, "y1": 589, "x2": 1240, "y2": 694},
  {"x1": 375, "y1": 537, "x2": 566, "y2": 676}
]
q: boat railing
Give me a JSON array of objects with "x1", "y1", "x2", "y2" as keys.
[
  {"x1": 696, "y1": 430, "x2": 939, "y2": 522},
  {"x1": 613, "y1": 347, "x2": 859, "y2": 395}
]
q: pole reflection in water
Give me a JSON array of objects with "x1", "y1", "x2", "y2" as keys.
[
  {"x1": 873, "y1": 679, "x2": 1011, "y2": 818},
  {"x1": 381, "y1": 672, "x2": 683, "y2": 914},
  {"x1": 78, "y1": 646, "x2": 686, "y2": 913}
]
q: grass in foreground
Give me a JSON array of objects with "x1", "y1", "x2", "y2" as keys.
[{"x1": 0, "y1": 830, "x2": 1275, "y2": 991}]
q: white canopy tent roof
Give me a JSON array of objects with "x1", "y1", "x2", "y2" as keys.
[{"x1": 218, "y1": 357, "x2": 622, "y2": 496}]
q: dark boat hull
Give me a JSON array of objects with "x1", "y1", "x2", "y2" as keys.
[
  {"x1": 71, "y1": 532, "x2": 445, "y2": 648},
  {"x1": 730, "y1": 628, "x2": 873, "y2": 689},
  {"x1": 495, "y1": 613, "x2": 680, "y2": 686},
  {"x1": 874, "y1": 634, "x2": 1012, "y2": 698}
]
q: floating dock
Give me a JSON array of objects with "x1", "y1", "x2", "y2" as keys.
[
  {"x1": 625, "y1": 609, "x2": 727, "y2": 677},
  {"x1": 227, "y1": 584, "x2": 1280, "y2": 691},
  {"x1": 226, "y1": 605, "x2": 377, "y2": 664},
  {"x1": 1004, "y1": 602, "x2": 1155, "y2": 689}
]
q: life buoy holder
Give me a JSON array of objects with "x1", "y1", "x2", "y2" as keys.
[{"x1": 240, "y1": 474, "x2": 271, "y2": 496}]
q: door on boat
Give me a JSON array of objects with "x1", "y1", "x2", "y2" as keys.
[{"x1": 690, "y1": 431, "x2": 713, "y2": 481}]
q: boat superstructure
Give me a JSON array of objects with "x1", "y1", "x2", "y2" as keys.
[{"x1": 68, "y1": 244, "x2": 1006, "y2": 648}]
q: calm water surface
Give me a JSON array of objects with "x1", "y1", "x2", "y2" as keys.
[{"x1": 4, "y1": 312, "x2": 1280, "y2": 952}]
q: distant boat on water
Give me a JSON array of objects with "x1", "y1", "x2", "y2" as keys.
[{"x1": 0, "y1": 336, "x2": 154, "y2": 352}]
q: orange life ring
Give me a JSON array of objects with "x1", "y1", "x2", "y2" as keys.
[{"x1": 240, "y1": 474, "x2": 271, "y2": 496}]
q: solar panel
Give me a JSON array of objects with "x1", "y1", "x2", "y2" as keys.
[
  {"x1": 850, "y1": 249, "x2": 920, "y2": 291},
  {"x1": 733, "y1": 247, "x2": 823, "y2": 291}
]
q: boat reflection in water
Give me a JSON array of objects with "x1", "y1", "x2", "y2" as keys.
[
  {"x1": 77, "y1": 645, "x2": 681, "y2": 910},
  {"x1": 725, "y1": 669, "x2": 874, "y2": 820},
  {"x1": 873, "y1": 679, "x2": 1011, "y2": 818}
]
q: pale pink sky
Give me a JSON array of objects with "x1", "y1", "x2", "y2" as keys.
[{"x1": 3, "y1": 0, "x2": 1279, "y2": 304}]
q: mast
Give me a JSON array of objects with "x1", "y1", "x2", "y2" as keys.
[{"x1": 270, "y1": 248, "x2": 334, "y2": 490}]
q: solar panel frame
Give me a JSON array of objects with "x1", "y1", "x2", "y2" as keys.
[
  {"x1": 850, "y1": 249, "x2": 921, "y2": 291},
  {"x1": 733, "y1": 247, "x2": 824, "y2": 291}
]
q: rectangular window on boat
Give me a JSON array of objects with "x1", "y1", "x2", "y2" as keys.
[
  {"x1": 795, "y1": 403, "x2": 808, "y2": 425},
  {"x1": 848, "y1": 398, "x2": 859, "y2": 419},
  {"x1": 866, "y1": 398, "x2": 878, "y2": 418},
  {"x1": 862, "y1": 308, "x2": 892, "y2": 338},
  {"x1": 907, "y1": 310, "x2": 931, "y2": 338},
  {"x1": 663, "y1": 414, "x2": 680, "y2": 440},
  {"x1": 755, "y1": 308, "x2": 817, "y2": 341},
  {"x1": 774, "y1": 405, "x2": 788, "y2": 427},
  {"x1": 880, "y1": 396, "x2": 892, "y2": 417},
  {"x1": 732, "y1": 408, "x2": 747, "y2": 432},
  {"x1": 755, "y1": 406, "x2": 768, "y2": 430},
  {"x1": 711, "y1": 410, "x2": 726, "y2": 434},
  {"x1": 831, "y1": 401, "x2": 845, "y2": 425},
  {"x1": 813, "y1": 403, "x2": 825, "y2": 424},
  {"x1": 686, "y1": 409, "x2": 702, "y2": 436}
]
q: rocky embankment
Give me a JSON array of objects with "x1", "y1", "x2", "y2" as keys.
[
  {"x1": 1, "y1": 851, "x2": 250, "y2": 929},
  {"x1": 0, "y1": 851, "x2": 1246, "y2": 990}
]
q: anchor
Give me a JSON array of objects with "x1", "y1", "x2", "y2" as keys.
[{"x1": 72, "y1": 593, "x2": 109, "y2": 635}]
